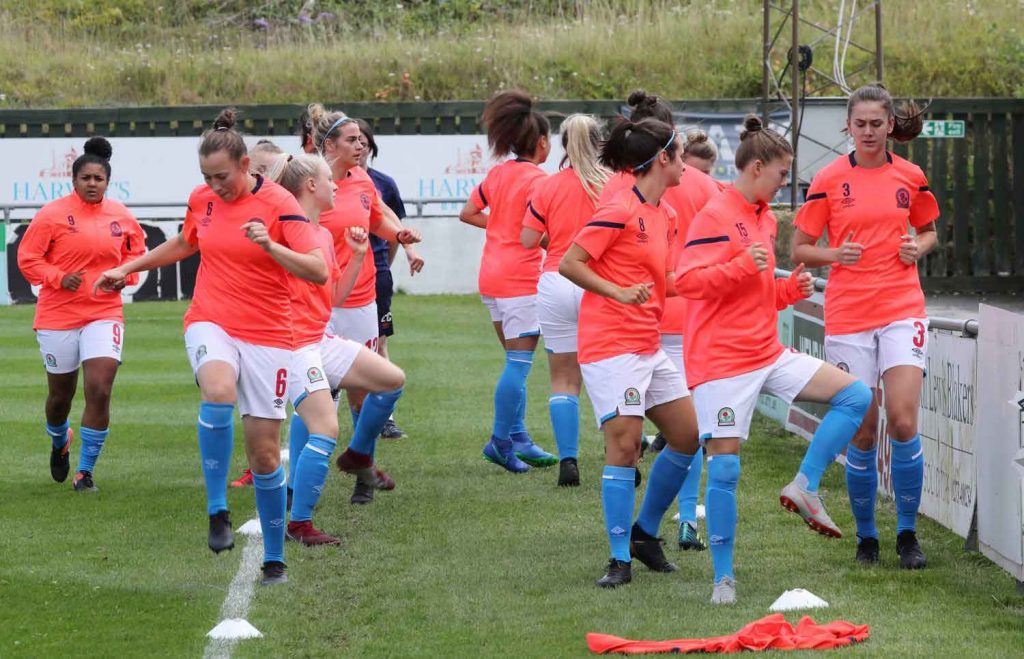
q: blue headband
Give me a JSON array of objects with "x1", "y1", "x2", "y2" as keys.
[
  {"x1": 632, "y1": 131, "x2": 677, "y2": 172},
  {"x1": 318, "y1": 116, "x2": 354, "y2": 151}
]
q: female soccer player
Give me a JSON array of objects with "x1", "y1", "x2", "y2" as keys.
[
  {"x1": 560, "y1": 118, "x2": 701, "y2": 588},
  {"x1": 520, "y1": 113, "x2": 610, "y2": 487},
  {"x1": 459, "y1": 90, "x2": 556, "y2": 473},
  {"x1": 275, "y1": 153, "x2": 406, "y2": 544},
  {"x1": 96, "y1": 109, "x2": 327, "y2": 586},
  {"x1": 249, "y1": 139, "x2": 286, "y2": 178},
  {"x1": 356, "y1": 118, "x2": 425, "y2": 440},
  {"x1": 677, "y1": 115, "x2": 872, "y2": 604},
  {"x1": 682, "y1": 129, "x2": 718, "y2": 175},
  {"x1": 306, "y1": 104, "x2": 420, "y2": 503},
  {"x1": 792, "y1": 83, "x2": 938, "y2": 569},
  {"x1": 18, "y1": 137, "x2": 145, "y2": 492},
  {"x1": 602, "y1": 91, "x2": 725, "y2": 550}
]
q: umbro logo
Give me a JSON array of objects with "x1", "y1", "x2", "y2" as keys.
[{"x1": 610, "y1": 526, "x2": 626, "y2": 537}]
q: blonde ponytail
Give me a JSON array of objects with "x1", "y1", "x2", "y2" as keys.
[{"x1": 561, "y1": 114, "x2": 610, "y2": 203}]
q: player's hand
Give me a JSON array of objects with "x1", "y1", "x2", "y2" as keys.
[
  {"x1": 241, "y1": 221, "x2": 273, "y2": 251},
  {"x1": 405, "y1": 246, "x2": 425, "y2": 276},
  {"x1": 898, "y1": 234, "x2": 920, "y2": 265},
  {"x1": 790, "y1": 262, "x2": 814, "y2": 298},
  {"x1": 747, "y1": 243, "x2": 769, "y2": 272},
  {"x1": 61, "y1": 270, "x2": 86, "y2": 292},
  {"x1": 345, "y1": 226, "x2": 368, "y2": 255},
  {"x1": 833, "y1": 232, "x2": 864, "y2": 265},
  {"x1": 94, "y1": 268, "x2": 126, "y2": 293},
  {"x1": 396, "y1": 227, "x2": 422, "y2": 245},
  {"x1": 614, "y1": 282, "x2": 653, "y2": 305}
]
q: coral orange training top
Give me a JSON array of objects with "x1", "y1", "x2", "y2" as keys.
[
  {"x1": 470, "y1": 159, "x2": 546, "y2": 297},
  {"x1": 290, "y1": 224, "x2": 343, "y2": 349},
  {"x1": 574, "y1": 186, "x2": 676, "y2": 364},
  {"x1": 319, "y1": 166, "x2": 385, "y2": 310},
  {"x1": 677, "y1": 185, "x2": 804, "y2": 388},
  {"x1": 522, "y1": 167, "x2": 598, "y2": 274},
  {"x1": 18, "y1": 192, "x2": 146, "y2": 330},
  {"x1": 795, "y1": 151, "x2": 939, "y2": 335},
  {"x1": 660, "y1": 167, "x2": 726, "y2": 336},
  {"x1": 182, "y1": 177, "x2": 319, "y2": 350}
]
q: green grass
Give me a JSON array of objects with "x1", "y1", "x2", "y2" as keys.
[
  {"x1": 0, "y1": 1, "x2": 1020, "y2": 108},
  {"x1": 0, "y1": 296, "x2": 1021, "y2": 657}
]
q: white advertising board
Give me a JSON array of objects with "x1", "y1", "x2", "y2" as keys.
[{"x1": 975, "y1": 304, "x2": 1024, "y2": 579}]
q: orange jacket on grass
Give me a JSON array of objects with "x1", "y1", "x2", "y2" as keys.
[
  {"x1": 676, "y1": 185, "x2": 804, "y2": 389},
  {"x1": 522, "y1": 167, "x2": 598, "y2": 275},
  {"x1": 587, "y1": 613, "x2": 869, "y2": 654},
  {"x1": 573, "y1": 186, "x2": 676, "y2": 364},
  {"x1": 319, "y1": 166, "x2": 385, "y2": 309},
  {"x1": 18, "y1": 192, "x2": 146, "y2": 331},
  {"x1": 470, "y1": 159, "x2": 547, "y2": 298},
  {"x1": 794, "y1": 151, "x2": 939, "y2": 336},
  {"x1": 182, "y1": 177, "x2": 319, "y2": 350}
]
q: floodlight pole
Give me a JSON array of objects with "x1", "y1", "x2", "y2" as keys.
[{"x1": 790, "y1": 0, "x2": 800, "y2": 207}]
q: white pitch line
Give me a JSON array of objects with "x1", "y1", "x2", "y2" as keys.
[{"x1": 203, "y1": 526, "x2": 262, "y2": 659}]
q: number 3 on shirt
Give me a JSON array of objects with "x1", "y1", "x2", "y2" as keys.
[{"x1": 912, "y1": 321, "x2": 926, "y2": 348}]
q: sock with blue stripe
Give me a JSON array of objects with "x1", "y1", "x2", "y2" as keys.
[
  {"x1": 636, "y1": 448, "x2": 695, "y2": 536},
  {"x1": 348, "y1": 387, "x2": 403, "y2": 457},
  {"x1": 77, "y1": 426, "x2": 108, "y2": 474},
  {"x1": 678, "y1": 446, "x2": 704, "y2": 523},
  {"x1": 798, "y1": 380, "x2": 871, "y2": 492},
  {"x1": 706, "y1": 454, "x2": 740, "y2": 582},
  {"x1": 492, "y1": 350, "x2": 533, "y2": 441},
  {"x1": 46, "y1": 419, "x2": 70, "y2": 449},
  {"x1": 253, "y1": 465, "x2": 287, "y2": 564},
  {"x1": 198, "y1": 401, "x2": 234, "y2": 515},
  {"x1": 602, "y1": 465, "x2": 636, "y2": 562},
  {"x1": 549, "y1": 394, "x2": 579, "y2": 460},
  {"x1": 891, "y1": 435, "x2": 923, "y2": 533},
  {"x1": 845, "y1": 444, "x2": 878, "y2": 540},
  {"x1": 290, "y1": 434, "x2": 336, "y2": 522},
  {"x1": 287, "y1": 398, "x2": 310, "y2": 489}
]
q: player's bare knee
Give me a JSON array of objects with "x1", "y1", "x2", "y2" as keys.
[
  {"x1": 201, "y1": 383, "x2": 236, "y2": 404},
  {"x1": 888, "y1": 414, "x2": 918, "y2": 441},
  {"x1": 383, "y1": 365, "x2": 405, "y2": 391},
  {"x1": 250, "y1": 448, "x2": 280, "y2": 473}
]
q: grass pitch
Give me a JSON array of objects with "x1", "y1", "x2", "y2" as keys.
[{"x1": 0, "y1": 296, "x2": 1021, "y2": 657}]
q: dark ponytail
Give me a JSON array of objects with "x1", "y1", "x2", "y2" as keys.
[
  {"x1": 481, "y1": 90, "x2": 550, "y2": 158},
  {"x1": 199, "y1": 107, "x2": 247, "y2": 161},
  {"x1": 734, "y1": 114, "x2": 793, "y2": 170},
  {"x1": 72, "y1": 136, "x2": 113, "y2": 179},
  {"x1": 847, "y1": 83, "x2": 925, "y2": 143},
  {"x1": 600, "y1": 118, "x2": 677, "y2": 174},
  {"x1": 626, "y1": 89, "x2": 674, "y2": 125}
]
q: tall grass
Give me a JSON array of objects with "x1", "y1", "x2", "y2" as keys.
[{"x1": 0, "y1": 1, "x2": 1019, "y2": 108}]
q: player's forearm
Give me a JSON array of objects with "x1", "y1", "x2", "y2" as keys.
[
  {"x1": 121, "y1": 234, "x2": 196, "y2": 274},
  {"x1": 267, "y1": 244, "x2": 328, "y2": 285},
  {"x1": 559, "y1": 256, "x2": 620, "y2": 300},
  {"x1": 332, "y1": 253, "x2": 366, "y2": 306},
  {"x1": 676, "y1": 252, "x2": 758, "y2": 299},
  {"x1": 791, "y1": 243, "x2": 836, "y2": 268}
]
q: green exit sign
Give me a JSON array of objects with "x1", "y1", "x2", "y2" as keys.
[{"x1": 920, "y1": 120, "x2": 966, "y2": 138}]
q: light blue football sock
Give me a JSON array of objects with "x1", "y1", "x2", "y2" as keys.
[
  {"x1": 287, "y1": 395, "x2": 311, "y2": 489},
  {"x1": 602, "y1": 465, "x2": 636, "y2": 562},
  {"x1": 290, "y1": 434, "x2": 336, "y2": 522},
  {"x1": 549, "y1": 394, "x2": 580, "y2": 460},
  {"x1": 197, "y1": 401, "x2": 234, "y2": 515},
  {"x1": 253, "y1": 466, "x2": 287, "y2": 564},
  {"x1": 706, "y1": 454, "x2": 740, "y2": 581},
  {"x1": 347, "y1": 387, "x2": 403, "y2": 457},
  {"x1": 677, "y1": 446, "x2": 704, "y2": 523},
  {"x1": 492, "y1": 350, "x2": 533, "y2": 441},
  {"x1": 891, "y1": 435, "x2": 924, "y2": 533},
  {"x1": 46, "y1": 419, "x2": 70, "y2": 449},
  {"x1": 845, "y1": 444, "x2": 879, "y2": 540},
  {"x1": 77, "y1": 426, "x2": 108, "y2": 475},
  {"x1": 798, "y1": 380, "x2": 871, "y2": 492},
  {"x1": 636, "y1": 448, "x2": 695, "y2": 536}
]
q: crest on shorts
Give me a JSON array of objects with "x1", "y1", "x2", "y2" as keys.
[
  {"x1": 109, "y1": 221, "x2": 123, "y2": 237},
  {"x1": 45, "y1": 353, "x2": 57, "y2": 368},
  {"x1": 624, "y1": 387, "x2": 641, "y2": 406},
  {"x1": 196, "y1": 344, "x2": 207, "y2": 362},
  {"x1": 896, "y1": 187, "x2": 910, "y2": 209},
  {"x1": 360, "y1": 193, "x2": 371, "y2": 210},
  {"x1": 717, "y1": 407, "x2": 736, "y2": 427},
  {"x1": 836, "y1": 362, "x2": 850, "y2": 373},
  {"x1": 307, "y1": 366, "x2": 324, "y2": 383}
]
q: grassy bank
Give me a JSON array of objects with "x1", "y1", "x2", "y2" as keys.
[{"x1": 0, "y1": 1, "x2": 1020, "y2": 108}]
